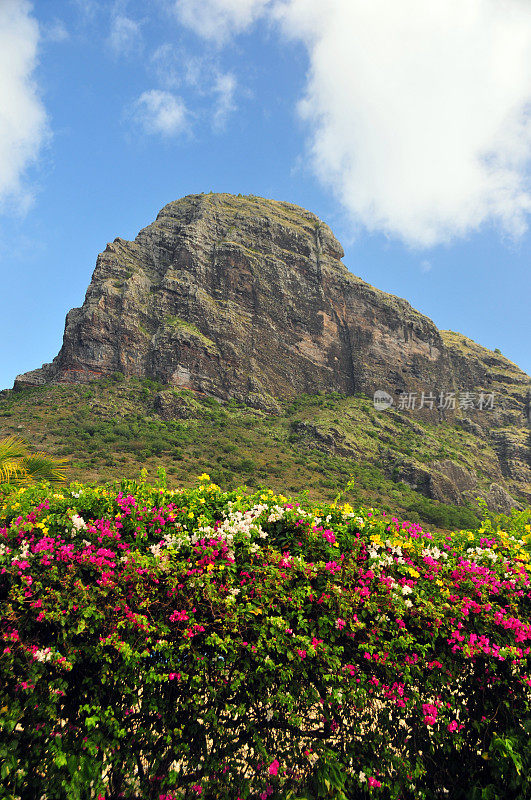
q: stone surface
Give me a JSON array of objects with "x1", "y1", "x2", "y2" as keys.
[
  {"x1": 13, "y1": 193, "x2": 458, "y2": 399},
  {"x1": 462, "y1": 483, "x2": 522, "y2": 514}
]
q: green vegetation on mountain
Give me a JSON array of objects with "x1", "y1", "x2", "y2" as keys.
[{"x1": 1, "y1": 377, "x2": 514, "y2": 530}]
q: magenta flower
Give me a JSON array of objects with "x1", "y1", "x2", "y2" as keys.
[
  {"x1": 169, "y1": 609, "x2": 189, "y2": 622},
  {"x1": 322, "y1": 529, "x2": 336, "y2": 545},
  {"x1": 268, "y1": 759, "x2": 280, "y2": 776}
]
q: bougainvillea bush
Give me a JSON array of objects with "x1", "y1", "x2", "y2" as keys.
[{"x1": 1, "y1": 476, "x2": 530, "y2": 800}]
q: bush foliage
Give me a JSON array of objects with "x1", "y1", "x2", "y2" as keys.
[
  {"x1": 0, "y1": 381, "x2": 494, "y2": 528},
  {"x1": 0, "y1": 477, "x2": 530, "y2": 799}
]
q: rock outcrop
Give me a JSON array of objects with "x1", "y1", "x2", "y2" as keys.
[
  {"x1": 13, "y1": 193, "x2": 459, "y2": 399},
  {"x1": 14, "y1": 193, "x2": 531, "y2": 508}
]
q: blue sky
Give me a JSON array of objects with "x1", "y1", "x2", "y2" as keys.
[{"x1": 1, "y1": 0, "x2": 530, "y2": 391}]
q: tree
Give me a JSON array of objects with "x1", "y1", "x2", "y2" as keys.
[{"x1": 0, "y1": 435, "x2": 67, "y2": 486}]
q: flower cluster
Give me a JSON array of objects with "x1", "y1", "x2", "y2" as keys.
[{"x1": 0, "y1": 478, "x2": 530, "y2": 799}]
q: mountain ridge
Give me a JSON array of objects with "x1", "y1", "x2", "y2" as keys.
[{"x1": 10, "y1": 192, "x2": 531, "y2": 509}]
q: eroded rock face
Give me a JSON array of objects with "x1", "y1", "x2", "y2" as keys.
[
  {"x1": 15, "y1": 193, "x2": 456, "y2": 401},
  {"x1": 14, "y1": 192, "x2": 531, "y2": 505}
]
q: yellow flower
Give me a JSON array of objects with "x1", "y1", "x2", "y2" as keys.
[
  {"x1": 408, "y1": 568, "x2": 420, "y2": 578},
  {"x1": 206, "y1": 563, "x2": 214, "y2": 572},
  {"x1": 391, "y1": 538, "x2": 404, "y2": 548},
  {"x1": 188, "y1": 512, "x2": 194, "y2": 519},
  {"x1": 199, "y1": 473, "x2": 211, "y2": 481}
]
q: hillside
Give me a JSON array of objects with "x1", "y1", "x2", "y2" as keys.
[
  {"x1": 0, "y1": 373, "x2": 527, "y2": 530},
  {"x1": 6, "y1": 193, "x2": 531, "y2": 518}
]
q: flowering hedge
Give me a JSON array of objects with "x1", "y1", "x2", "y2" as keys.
[{"x1": 1, "y1": 476, "x2": 530, "y2": 800}]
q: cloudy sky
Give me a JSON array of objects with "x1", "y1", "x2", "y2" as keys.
[{"x1": 1, "y1": 0, "x2": 530, "y2": 390}]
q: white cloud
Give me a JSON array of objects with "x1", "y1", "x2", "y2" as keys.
[
  {"x1": 172, "y1": 0, "x2": 270, "y2": 44},
  {"x1": 175, "y1": 0, "x2": 531, "y2": 247},
  {"x1": 109, "y1": 13, "x2": 142, "y2": 56},
  {"x1": 150, "y1": 45, "x2": 238, "y2": 129},
  {"x1": 134, "y1": 89, "x2": 188, "y2": 136},
  {"x1": 71, "y1": 0, "x2": 100, "y2": 23},
  {"x1": 421, "y1": 259, "x2": 432, "y2": 273},
  {"x1": 0, "y1": 0, "x2": 48, "y2": 211},
  {"x1": 151, "y1": 43, "x2": 182, "y2": 88},
  {"x1": 212, "y1": 72, "x2": 237, "y2": 130},
  {"x1": 42, "y1": 19, "x2": 69, "y2": 43},
  {"x1": 151, "y1": 45, "x2": 207, "y2": 90}
]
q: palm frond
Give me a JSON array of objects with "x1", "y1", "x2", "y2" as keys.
[
  {"x1": 0, "y1": 437, "x2": 68, "y2": 486},
  {"x1": 21, "y1": 454, "x2": 69, "y2": 484},
  {"x1": 0, "y1": 460, "x2": 29, "y2": 485},
  {"x1": 0, "y1": 436, "x2": 29, "y2": 466}
]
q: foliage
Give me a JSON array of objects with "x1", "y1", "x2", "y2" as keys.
[
  {"x1": 1, "y1": 476, "x2": 530, "y2": 799},
  {"x1": 0, "y1": 381, "x2": 493, "y2": 529},
  {"x1": 476, "y1": 499, "x2": 531, "y2": 541},
  {"x1": 0, "y1": 435, "x2": 67, "y2": 487}
]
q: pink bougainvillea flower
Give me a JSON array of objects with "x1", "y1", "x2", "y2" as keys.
[
  {"x1": 322, "y1": 529, "x2": 336, "y2": 545},
  {"x1": 268, "y1": 759, "x2": 279, "y2": 776}
]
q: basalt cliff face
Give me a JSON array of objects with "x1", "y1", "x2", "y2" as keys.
[{"x1": 14, "y1": 193, "x2": 531, "y2": 507}]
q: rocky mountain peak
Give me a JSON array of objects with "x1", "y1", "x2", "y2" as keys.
[
  {"x1": 14, "y1": 192, "x2": 451, "y2": 403},
  {"x1": 11, "y1": 192, "x2": 531, "y2": 508}
]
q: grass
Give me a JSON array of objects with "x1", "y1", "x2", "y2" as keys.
[{"x1": 0, "y1": 377, "x2": 501, "y2": 531}]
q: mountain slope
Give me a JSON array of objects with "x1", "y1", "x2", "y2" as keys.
[{"x1": 9, "y1": 193, "x2": 531, "y2": 509}]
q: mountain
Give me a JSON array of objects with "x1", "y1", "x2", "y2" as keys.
[{"x1": 8, "y1": 193, "x2": 531, "y2": 512}]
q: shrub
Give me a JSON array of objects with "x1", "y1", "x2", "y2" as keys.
[{"x1": 0, "y1": 480, "x2": 530, "y2": 799}]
